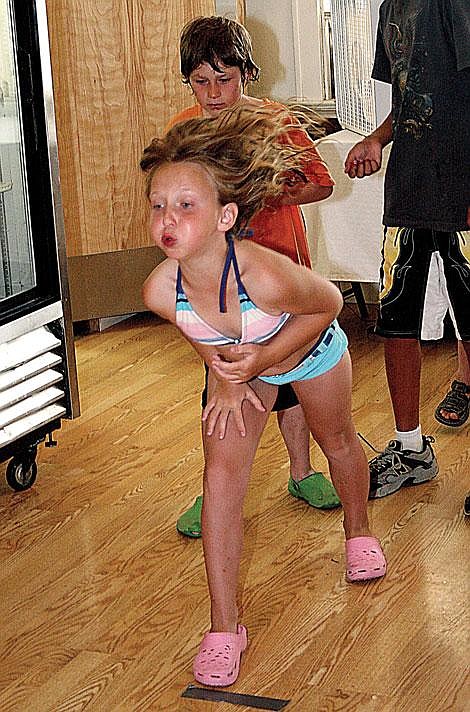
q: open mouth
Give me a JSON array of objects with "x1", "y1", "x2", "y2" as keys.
[{"x1": 162, "y1": 235, "x2": 176, "y2": 247}]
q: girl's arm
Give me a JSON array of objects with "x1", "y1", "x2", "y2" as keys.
[
  {"x1": 142, "y1": 259, "x2": 179, "y2": 323},
  {"x1": 211, "y1": 253, "x2": 343, "y2": 383},
  {"x1": 259, "y1": 255, "x2": 343, "y2": 340},
  {"x1": 180, "y1": 340, "x2": 266, "y2": 439},
  {"x1": 211, "y1": 312, "x2": 338, "y2": 383},
  {"x1": 142, "y1": 261, "x2": 265, "y2": 439}
]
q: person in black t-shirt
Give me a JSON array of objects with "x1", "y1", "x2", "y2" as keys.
[{"x1": 344, "y1": 0, "x2": 470, "y2": 499}]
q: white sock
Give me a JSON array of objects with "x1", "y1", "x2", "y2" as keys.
[{"x1": 395, "y1": 425, "x2": 422, "y2": 452}]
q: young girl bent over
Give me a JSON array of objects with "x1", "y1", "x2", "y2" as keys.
[{"x1": 142, "y1": 107, "x2": 387, "y2": 687}]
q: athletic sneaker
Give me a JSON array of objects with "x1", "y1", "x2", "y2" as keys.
[{"x1": 368, "y1": 436, "x2": 438, "y2": 499}]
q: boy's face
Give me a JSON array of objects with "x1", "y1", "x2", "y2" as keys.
[{"x1": 189, "y1": 62, "x2": 244, "y2": 117}]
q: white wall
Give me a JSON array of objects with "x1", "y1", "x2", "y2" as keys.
[
  {"x1": 216, "y1": 1, "x2": 322, "y2": 103},
  {"x1": 244, "y1": 1, "x2": 297, "y2": 101},
  {"x1": 215, "y1": 0, "x2": 238, "y2": 18},
  {"x1": 214, "y1": 0, "x2": 298, "y2": 100}
]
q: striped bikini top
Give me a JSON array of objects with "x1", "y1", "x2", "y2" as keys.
[{"x1": 175, "y1": 238, "x2": 290, "y2": 345}]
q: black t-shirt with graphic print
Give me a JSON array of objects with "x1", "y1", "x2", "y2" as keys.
[{"x1": 372, "y1": 0, "x2": 470, "y2": 230}]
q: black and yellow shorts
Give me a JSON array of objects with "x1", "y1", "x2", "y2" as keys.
[{"x1": 376, "y1": 227, "x2": 470, "y2": 341}]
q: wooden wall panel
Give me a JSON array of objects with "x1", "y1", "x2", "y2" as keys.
[{"x1": 46, "y1": 0, "x2": 215, "y2": 258}]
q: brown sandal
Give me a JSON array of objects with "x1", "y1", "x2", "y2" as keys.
[{"x1": 434, "y1": 380, "x2": 470, "y2": 427}]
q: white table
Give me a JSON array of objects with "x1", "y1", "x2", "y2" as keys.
[{"x1": 302, "y1": 129, "x2": 391, "y2": 284}]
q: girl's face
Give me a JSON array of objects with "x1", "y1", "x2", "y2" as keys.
[
  {"x1": 149, "y1": 162, "x2": 236, "y2": 259},
  {"x1": 189, "y1": 61, "x2": 244, "y2": 117}
]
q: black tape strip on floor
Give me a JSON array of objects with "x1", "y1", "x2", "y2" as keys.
[{"x1": 181, "y1": 685, "x2": 290, "y2": 709}]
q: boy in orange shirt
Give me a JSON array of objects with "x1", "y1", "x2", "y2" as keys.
[{"x1": 168, "y1": 16, "x2": 338, "y2": 537}]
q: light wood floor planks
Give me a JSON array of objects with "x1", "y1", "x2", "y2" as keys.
[{"x1": 0, "y1": 308, "x2": 468, "y2": 711}]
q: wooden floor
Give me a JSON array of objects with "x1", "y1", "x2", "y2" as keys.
[{"x1": 0, "y1": 306, "x2": 468, "y2": 712}]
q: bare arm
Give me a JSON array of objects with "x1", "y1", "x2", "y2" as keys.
[
  {"x1": 211, "y1": 310, "x2": 341, "y2": 383},
  {"x1": 344, "y1": 112, "x2": 393, "y2": 178},
  {"x1": 274, "y1": 119, "x2": 334, "y2": 206},
  {"x1": 278, "y1": 181, "x2": 333, "y2": 206},
  {"x1": 142, "y1": 261, "x2": 265, "y2": 438},
  {"x1": 211, "y1": 256, "x2": 343, "y2": 383},
  {"x1": 260, "y1": 265, "x2": 343, "y2": 362},
  {"x1": 182, "y1": 339, "x2": 267, "y2": 439},
  {"x1": 142, "y1": 259, "x2": 178, "y2": 323}
]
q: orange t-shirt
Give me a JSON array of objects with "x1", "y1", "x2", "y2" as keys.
[{"x1": 165, "y1": 101, "x2": 334, "y2": 268}]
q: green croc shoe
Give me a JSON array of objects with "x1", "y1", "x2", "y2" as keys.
[
  {"x1": 288, "y1": 471, "x2": 341, "y2": 509},
  {"x1": 176, "y1": 495, "x2": 203, "y2": 538}
]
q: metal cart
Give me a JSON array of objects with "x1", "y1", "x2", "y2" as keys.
[{"x1": 0, "y1": 0, "x2": 79, "y2": 490}]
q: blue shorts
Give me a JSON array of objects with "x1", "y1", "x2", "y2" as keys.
[{"x1": 258, "y1": 320, "x2": 348, "y2": 386}]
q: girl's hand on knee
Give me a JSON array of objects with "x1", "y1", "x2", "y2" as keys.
[{"x1": 202, "y1": 382, "x2": 265, "y2": 439}]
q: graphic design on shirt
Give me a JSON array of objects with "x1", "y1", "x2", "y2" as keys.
[{"x1": 386, "y1": 5, "x2": 433, "y2": 139}]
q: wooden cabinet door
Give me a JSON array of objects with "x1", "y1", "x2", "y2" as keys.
[{"x1": 46, "y1": 0, "x2": 215, "y2": 319}]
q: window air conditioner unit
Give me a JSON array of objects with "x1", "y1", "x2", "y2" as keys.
[{"x1": 330, "y1": 0, "x2": 390, "y2": 135}]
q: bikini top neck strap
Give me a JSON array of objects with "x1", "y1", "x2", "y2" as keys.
[
  {"x1": 219, "y1": 236, "x2": 244, "y2": 314},
  {"x1": 176, "y1": 265, "x2": 183, "y2": 294}
]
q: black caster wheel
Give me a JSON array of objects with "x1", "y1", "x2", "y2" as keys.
[{"x1": 6, "y1": 456, "x2": 38, "y2": 491}]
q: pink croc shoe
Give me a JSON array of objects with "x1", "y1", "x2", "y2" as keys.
[
  {"x1": 193, "y1": 624, "x2": 248, "y2": 687},
  {"x1": 345, "y1": 536, "x2": 387, "y2": 582}
]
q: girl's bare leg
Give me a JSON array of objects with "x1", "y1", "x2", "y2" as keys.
[
  {"x1": 202, "y1": 373, "x2": 277, "y2": 632},
  {"x1": 293, "y1": 351, "x2": 370, "y2": 539}
]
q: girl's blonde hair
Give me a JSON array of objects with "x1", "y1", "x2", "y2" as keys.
[{"x1": 141, "y1": 106, "x2": 323, "y2": 236}]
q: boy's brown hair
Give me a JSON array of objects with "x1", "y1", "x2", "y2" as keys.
[{"x1": 180, "y1": 16, "x2": 260, "y2": 84}]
